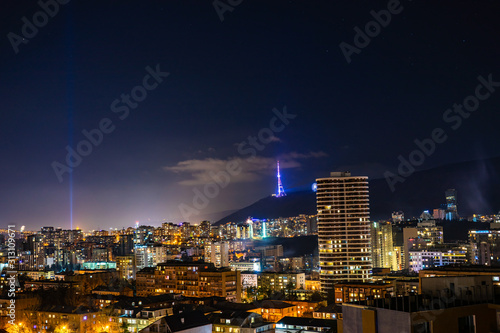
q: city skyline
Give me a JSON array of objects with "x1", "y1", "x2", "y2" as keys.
[{"x1": 3, "y1": 2, "x2": 500, "y2": 332}]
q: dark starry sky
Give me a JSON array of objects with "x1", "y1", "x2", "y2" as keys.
[{"x1": 0, "y1": 0, "x2": 499, "y2": 230}]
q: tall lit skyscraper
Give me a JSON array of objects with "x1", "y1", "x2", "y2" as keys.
[
  {"x1": 445, "y1": 189, "x2": 458, "y2": 220},
  {"x1": 371, "y1": 221, "x2": 397, "y2": 271},
  {"x1": 316, "y1": 172, "x2": 372, "y2": 294}
]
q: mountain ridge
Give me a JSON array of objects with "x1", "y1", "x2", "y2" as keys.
[{"x1": 214, "y1": 156, "x2": 500, "y2": 225}]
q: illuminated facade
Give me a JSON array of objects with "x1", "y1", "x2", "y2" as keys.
[
  {"x1": 236, "y1": 222, "x2": 254, "y2": 239},
  {"x1": 258, "y1": 272, "x2": 306, "y2": 292},
  {"x1": 371, "y1": 221, "x2": 398, "y2": 271},
  {"x1": 408, "y1": 248, "x2": 467, "y2": 272},
  {"x1": 134, "y1": 245, "x2": 154, "y2": 270},
  {"x1": 469, "y1": 229, "x2": 500, "y2": 265},
  {"x1": 445, "y1": 188, "x2": 458, "y2": 220},
  {"x1": 334, "y1": 281, "x2": 393, "y2": 303},
  {"x1": 316, "y1": 172, "x2": 372, "y2": 294},
  {"x1": 275, "y1": 160, "x2": 286, "y2": 197},
  {"x1": 230, "y1": 260, "x2": 261, "y2": 272},
  {"x1": 417, "y1": 221, "x2": 444, "y2": 246},
  {"x1": 402, "y1": 220, "x2": 443, "y2": 269},
  {"x1": 204, "y1": 241, "x2": 229, "y2": 268},
  {"x1": 433, "y1": 208, "x2": 446, "y2": 220},
  {"x1": 116, "y1": 255, "x2": 136, "y2": 280},
  {"x1": 136, "y1": 262, "x2": 240, "y2": 301}
]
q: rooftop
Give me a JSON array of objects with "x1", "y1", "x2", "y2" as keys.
[
  {"x1": 253, "y1": 300, "x2": 295, "y2": 309},
  {"x1": 214, "y1": 301, "x2": 258, "y2": 312},
  {"x1": 334, "y1": 280, "x2": 393, "y2": 287},
  {"x1": 345, "y1": 294, "x2": 499, "y2": 313},
  {"x1": 38, "y1": 305, "x2": 97, "y2": 314},
  {"x1": 164, "y1": 310, "x2": 211, "y2": 332},
  {"x1": 315, "y1": 304, "x2": 342, "y2": 313},
  {"x1": 421, "y1": 264, "x2": 500, "y2": 273},
  {"x1": 277, "y1": 316, "x2": 337, "y2": 327},
  {"x1": 208, "y1": 311, "x2": 271, "y2": 328},
  {"x1": 157, "y1": 261, "x2": 215, "y2": 268}
]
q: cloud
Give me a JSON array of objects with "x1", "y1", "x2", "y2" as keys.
[{"x1": 164, "y1": 151, "x2": 327, "y2": 186}]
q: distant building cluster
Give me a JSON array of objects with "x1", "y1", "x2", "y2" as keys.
[{"x1": 1, "y1": 172, "x2": 500, "y2": 332}]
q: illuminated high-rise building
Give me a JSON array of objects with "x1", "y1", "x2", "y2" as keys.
[
  {"x1": 117, "y1": 234, "x2": 134, "y2": 256},
  {"x1": 402, "y1": 220, "x2": 444, "y2": 269},
  {"x1": 134, "y1": 225, "x2": 154, "y2": 246},
  {"x1": 135, "y1": 245, "x2": 154, "y2": 270},
  {"x1": 205, "y1": 241, "x2": 229, "y2": 268},
  {"x1": 433, "y1": 208, "x2": 446, "y2": 220},
  {"x1": 371, "y1": 221, "x2": 397, "y2": 271},
  {"x1": 445, "y1": 189, "x2": 458, "y2": 220},
  {"x1": 116, "y1": 255, "x2": 136, "y2": 280},
  {"x1": 199, "y1": 220, "x2": 211, "y2": 238},
  {"x1": 247, "y1": 218, "x2": 254, "y2": 239},
  {"x1": 316, "y1": 171, "x2": 372, "y2": 293}
]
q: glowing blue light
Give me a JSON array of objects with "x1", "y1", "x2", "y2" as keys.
[{"x1": 312, "y1": 183, "x2": 317, "y2": 192}]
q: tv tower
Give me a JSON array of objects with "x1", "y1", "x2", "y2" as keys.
[{"x1": 276, "y1": 160, "x2": 286, "y2": 197}]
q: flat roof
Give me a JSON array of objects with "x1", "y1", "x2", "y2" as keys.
[
  {"x1": 421, "y1": 265, "x2": 500, "y2": 273},
  {"x1": 277, "y1": 316, "x2": 337, "y2": 327}
]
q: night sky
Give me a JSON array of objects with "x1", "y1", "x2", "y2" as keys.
[{"x1": 1, "y1": 1, "x2": 499, "y2": 230}]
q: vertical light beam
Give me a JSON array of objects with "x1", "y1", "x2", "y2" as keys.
[{"x1": 65, "y1": 5, "x2": 75, "y2": 230}]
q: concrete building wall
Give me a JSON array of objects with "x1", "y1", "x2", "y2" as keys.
[
  {"x1": 342, "y1": 305, "x2": 364, "y2": 333},
  {"x1": 411, "y1": 303, "x2": 499, "y2": 333},
  {"x1": 376, "y1": 308, "x2": 411, "y2": 333},
  {"x1": 343, "y1": 302, "x2": 500, "y2": 333},
  {"x1": 421, "y1": 275, "x2": 494, "y2": 302},
  {"x1": 403, "y1": 228, "x2": 418, "y2": 270}
]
